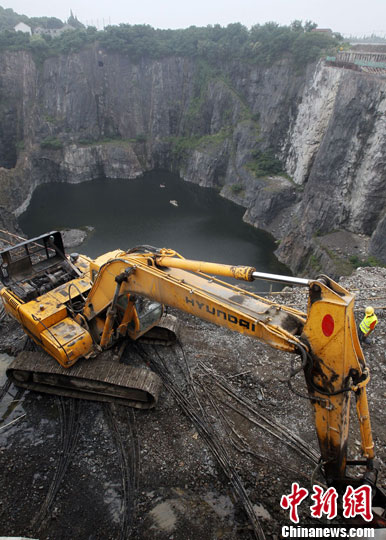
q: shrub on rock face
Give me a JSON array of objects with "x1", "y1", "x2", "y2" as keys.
[
  {"x1": 230, "y1": 183, "x2": 243, "y2": 194},
  {"x1": 247, "y1": 150, "x2": 284, "y2": 177},
  {"x1": 40, "y1": 136, "x2": 63, "y2": 150},
  {"x1": 349, "y1": 254, "x2": 383, "y2": 269}
]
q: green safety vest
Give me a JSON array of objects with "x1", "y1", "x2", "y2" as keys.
[{"x1": 359, "y1": 314, "x2": 378, "y2": 335}]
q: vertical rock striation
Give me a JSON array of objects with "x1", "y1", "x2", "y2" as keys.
[
  {"x1": 277, "y1": 65, "x2": 386, "y2": 273},
  {"x1": 0, "y1": 46, "x2": 384, "y2": 274}
]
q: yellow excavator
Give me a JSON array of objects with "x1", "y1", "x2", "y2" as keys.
[{"x1": 0, "y1": 231, "x2": 385, "y2": 523}]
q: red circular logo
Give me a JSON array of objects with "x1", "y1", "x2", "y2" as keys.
[{"x1": 322, "y1": 314, "x2": 334, "y2": 337}]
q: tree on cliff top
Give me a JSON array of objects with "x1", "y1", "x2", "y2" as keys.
[
  {"x1": 67, "y1": 10, "x2": 85, "y2": 29},
  {"x1": 0, "y1": 6, "x2": 29, "y2": 31},
  {"x1": 28, "y1": 16, "x2": 64, "y2": 30},
  {"x1": 0, "y1": 18, "x2": 342, "y2": 68},
  {"x1": 0, "y1": 6, "x2": 66, "y2": 32}
]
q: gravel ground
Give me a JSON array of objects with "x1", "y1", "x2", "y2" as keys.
[{"x1": 0, "y1": 266, "x2": 385, "y2": 539}]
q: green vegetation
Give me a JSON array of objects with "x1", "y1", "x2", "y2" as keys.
[
  {"x1": 99, "y1": 21, "x2": 342, "y2": 68},
  {"x1": 77, "y1": 138, "x2": 94, "y2": 146},
  {"x1": 0, "y1": 6, "x2": 82, "y2": 32},
  {"x1": 310, "y1": 249, "x2": 385, "y2": 277},
  {"x1": 309, "y1": 254, "x2": 322, "y2": 272},
  {"x1": 134, "y1": 133, "x2": 147, "y2": 143},
  {"x1": 40, "y1": 136, "x2": 63, "y2": 150},
  {"x1": 348, "y1": 255, "x2": 384, "y2": 268},
  {"x1": 186, "y1": 61, "x2": 216, "y2": 119},
  {"x1": 246, "y1": 149, "x2": 284, "y2": 177},
  {"x1": 77, "y1": 134, "x2": 147, "y2": 146},
  {"x1": 230, "y1": 183, "x2": 244, "y2": 194},
  {"x1": 67, "y1": 10, "x2": 85, "y2": 30},
  {"x1": 44, "y1": 115, "x2": 57, "y2": 124},
  {"x1": 0, "y1": 6, "x2": 29, "y2": 31},
  {"x1": 0, "y1": 6, "x2": 90, "y2": 59},
  {"x1": 0, "y1": 8, "x2": 343, "y2": 69},
  {"x1": 170, "y1": 129, "x2": 230, "y2": 160}
]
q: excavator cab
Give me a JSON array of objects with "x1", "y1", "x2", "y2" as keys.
[{"x1": 0, "y1": 231, "x2": 75, "y2": 302}]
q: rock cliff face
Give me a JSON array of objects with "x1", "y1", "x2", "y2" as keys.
[
  {"x1": 277, "y1": 64, "x2": 386, "y2": 274},
  {"x1": 0, "y1": 45, "x2": 384, "y2": 275}
]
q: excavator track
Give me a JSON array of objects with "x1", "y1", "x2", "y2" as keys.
[{"x1": 7, "y1": 350, "x2": 163, "y2": 409}]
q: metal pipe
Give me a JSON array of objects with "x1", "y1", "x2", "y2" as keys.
[
  {"x1": 156, "y1": 256, "x2": 255, "y2": 281},
  {"x1": 156, "y1": 255, "x2": 310, "y2": 286},
  {"x1": 252, "y1": 271, "x2": 310, "y2": 287}
]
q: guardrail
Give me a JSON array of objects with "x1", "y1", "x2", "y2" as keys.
[{"x1": 325, "y1": 53, "x2": 386, "y2": 72}]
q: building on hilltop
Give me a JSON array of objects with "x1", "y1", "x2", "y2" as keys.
[
  {"x1": 33, "y1": 24, "x2": 75, "y2": 37},
  {"x1": 14, "y1": 22, "x2": 32, "y2": 35}
]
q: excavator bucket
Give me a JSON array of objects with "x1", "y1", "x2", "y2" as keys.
[{"x1": 138, "y1": 313, "x2": 179, "y2": 346}]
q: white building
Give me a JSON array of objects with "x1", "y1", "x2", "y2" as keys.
[
  {"x1": 34, "y1": 24, "x2": 75, "y2": 37},
  {"x1": 14, "y1": 22, "x2": 32, "y2": 35}
]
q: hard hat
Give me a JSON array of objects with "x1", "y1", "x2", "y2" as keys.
[{"x1": 365, "y1": 306, "x2": 374, "y2": 316}]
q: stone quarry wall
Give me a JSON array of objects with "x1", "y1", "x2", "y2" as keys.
[{"x1": 0, "y1": 46, "x2": 385, "y2": 275}]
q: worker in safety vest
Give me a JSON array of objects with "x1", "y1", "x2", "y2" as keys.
[{"x1": 358, "y1": 306, "x2": 378, "y2": 345}]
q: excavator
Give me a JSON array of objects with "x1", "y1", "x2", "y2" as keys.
[{"x1": 0, "y1": 231, "x2": 385, "y2": 524}]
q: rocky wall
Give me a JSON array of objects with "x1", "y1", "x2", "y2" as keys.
[{"x1": 0, "y1": 46, "x2": 385, "y2": 275}]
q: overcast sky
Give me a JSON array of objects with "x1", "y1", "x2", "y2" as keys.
[{"x1": 7, "y1": 0, "x2": 386, "y2": 37}]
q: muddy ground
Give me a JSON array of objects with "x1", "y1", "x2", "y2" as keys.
[{"x1": 0, "y1": 267, "x2": 385, "y2": 540}]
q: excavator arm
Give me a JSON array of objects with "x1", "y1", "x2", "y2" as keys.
[
  {"x1": 81, "y1": 247, "x2": 377, "y2": 492},
  {"x1": 83, "y1": 249, "x2": 306, "y2": 353},
  {"x1": 301, "y1": 276, "x2": 375, "y2": 488}
]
